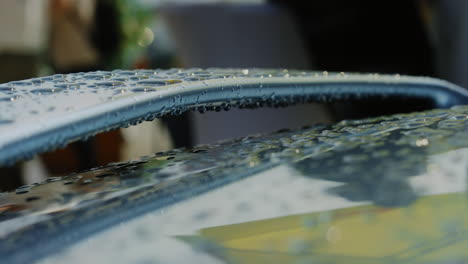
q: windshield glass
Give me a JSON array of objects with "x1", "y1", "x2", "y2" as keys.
[{"x1": 2, "y1": 107, "x2": 468, "y2": 263}]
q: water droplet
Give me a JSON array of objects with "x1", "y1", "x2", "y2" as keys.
[
  {"x1": 30, "y1": 88, "x2": 63, "y2": 95},
  {"x1": 132, "y1": 87, "x2": 155, "y2": 93},
  {"x1": 129, "y1": 76, "x2": 149, "y2": 81},
  {"x1": 0, "y1": 86, "x2": 15, "y2": 93},
  {"x1": 83, "y1": 74, "x2": 107, "y2": 80},
  {"x1": 0, "y1": 119, "x2": 14, "y2": 125},
  {"x1": 9, "y1": 81, "x2": 32, "y2": 86},
  {"x1": 96, "y1": 81, "x2": 125, "y2": 87},
  {"x1": 54, "y1": 83, "x2": 80, "y2": 90},
  {"x1": 137, "y1": 79, "x2": 182, "y2": 86},
  {"x1": 0, "y1": 96, "x2": 18, "y2": 102},
  {"x1": 25, "y1": 196, "x2": 40, "y2": 202},
  {"x1": 415, "y1": 138, "x2": 429, "y2": 147}
]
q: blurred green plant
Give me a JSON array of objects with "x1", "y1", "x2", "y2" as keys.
[{"x1": 111, "y1": 0, "x2": 153, "y2": 69}]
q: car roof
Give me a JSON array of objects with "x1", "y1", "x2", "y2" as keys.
[{"x1": 0, "y1": 69, "x2": 466, "y2": 165}]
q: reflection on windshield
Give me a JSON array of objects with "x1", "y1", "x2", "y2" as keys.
[
  {"x1": 3, "y1": 106, "x2": 468, "y2": 263},
  {"x1": 183, "y1": 192, "x2": 468, "y2": 264}
]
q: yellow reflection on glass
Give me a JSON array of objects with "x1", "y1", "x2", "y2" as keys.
[{"x1": 179, "y1": 192, "x2": 468, "y2": 264}]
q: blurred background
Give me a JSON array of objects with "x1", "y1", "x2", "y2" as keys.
[{"x1": 0, "y1": 0, "x2": 467, "y2": 190}]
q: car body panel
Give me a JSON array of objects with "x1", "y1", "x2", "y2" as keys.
[{"x1": 0, "y1": 69, "x2": 467, "y2": 166}]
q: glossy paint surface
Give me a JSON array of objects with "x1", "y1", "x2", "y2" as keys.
[{"x1": 0, "y1": 68, "x2": 467, "y2": 165}]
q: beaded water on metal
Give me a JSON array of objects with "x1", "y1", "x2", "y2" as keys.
[{"x1": 0, "y1": 69, "x2": 467, "y2": 165}]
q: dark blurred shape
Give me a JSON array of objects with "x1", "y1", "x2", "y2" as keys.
[
  {"x1": 0, "y1": 54, "x2": 39, "y2": 84},
  {"x1": 42, "y1": 131, "x2": 123, "y2": 175},
  {"x1": 91, "y1": 0, "x2": 123, "y2": 67},
  {"x1": 0, "y1": 167, "x2": 22, "y2": 192},
  {"x1": 271, "y1": 0, "x2": 435, "y2": 119},
  {"x1": 271, "y1": 0, "x2": 433, "y2": 75},
  {"x1": 433, "y1": 0, "x2": 468, "y2": 89},
  {"x1": 163, "y1": 113, "x2": 193, "y2": 148}
]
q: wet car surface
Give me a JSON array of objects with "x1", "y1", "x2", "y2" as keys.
[
  {"x1": 0, "y1": 68, "x2": 467, "y2": 166},
  {"x1": 3, "y1": 103, "x2": 468, "y2": 263}
]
